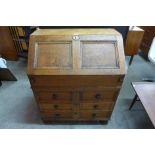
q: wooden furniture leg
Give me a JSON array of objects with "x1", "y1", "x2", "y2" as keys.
[
  {"x1": 129, "y1": 94, "x2": 138, "y2": 110},
  {"x1": 130, "y1": 82, "x2": 155, "y2": 127},
  {"x1": 129, "y1": 55, "x2": 134, "y2": 65}
]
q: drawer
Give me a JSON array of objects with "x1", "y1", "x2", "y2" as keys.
[
  {"x1": 29, "y1": 75, "x2": 124, "y2": 87},
  {"x1": 40, "y1": 110, "x2": 73, "y2": 119},
  {"x1": 80, "y1": 110, "x2": 112, "y2": 120},
  {"x1": 39, "y1": 104, "x2": 72, "y2": 110},
  {"x1": 81, "y1": 89, "x2": 119, "y2": 101},
  {"x1": 80, "y1": 102, "x2": 114, "y2": 111},
  {"x1": 36, "y1": 91, "x2": 72, "y2": 101},
  {"x1": 37, "y1": 99, "x2": 72, "y2": 104}
]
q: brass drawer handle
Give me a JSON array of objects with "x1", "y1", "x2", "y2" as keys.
[
  {"x1": 52, "y1": 94, "x2": 57, "y2": 100},
  {"x1": 55, "y1": 114, "x2": 60, "y2": 117},
  {"x1": 54, "y1": 104, "x2": 58, "y2": 109},
  {"x1": 95, "y1": 93, "x2": 101, "y2": 99},
  {"x1": 93, "y1": 105, "x2": 99, "y2": 109},
  {"x1": 92, "y1": 113, "x2": 96, "y2": 118}
]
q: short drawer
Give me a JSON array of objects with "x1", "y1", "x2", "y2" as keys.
[
  {"x1": 40, "y1": 110, "x2": 73, "y2": 119},
  {"x1": 80, "y1": 102, "x2": 114, "y2": 111},
  {"x1": 36, "y1": 91, "x2": 72, "y2": 101},
  {"x1": 81, "y1": 89, "x2": 119, "y2": 101},
  {"x1": 39, "y1": 104, "x2": 72, "y2": 110},
  {"x1": 80, "y1": 110, "x2": 112, "y2": 120}
]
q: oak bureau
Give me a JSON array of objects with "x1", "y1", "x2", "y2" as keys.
[{"x1": 27, "y1": 28, "x2": 126, "y2": 123}]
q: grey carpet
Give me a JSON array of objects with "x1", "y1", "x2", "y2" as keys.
[{"x1": 0, "y1": 55, "x2": 155, "y2": 128}]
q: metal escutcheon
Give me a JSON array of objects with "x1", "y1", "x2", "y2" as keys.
[{"x1": 73, "y1": 35, "x2": 79, "y2": 40}]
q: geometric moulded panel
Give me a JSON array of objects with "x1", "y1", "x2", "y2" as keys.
[
  {"x1": 81, "y1": 41, "x2": 119, "y2": 69},
  {"x1": 34, "y1": 42, "x2": 72, "y2": 69}
]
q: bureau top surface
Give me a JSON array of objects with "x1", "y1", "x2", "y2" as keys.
[
  {"x1": 31, "y1": 28, "x2": 120, "y2": 36},
  {"x1": 28, "y1": 29, "x2": 126, "y2": 75}
]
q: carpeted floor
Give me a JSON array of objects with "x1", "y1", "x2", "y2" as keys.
[{"x1": 0, "y1": 55, "x2": 155, "y2": 128}]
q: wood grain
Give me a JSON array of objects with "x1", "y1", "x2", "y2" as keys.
[
  {"x1": 139, "y1": 26, "x2": 155, "y2": 56},
  {"x1": 125, "y1": 26, "x2": 144, "y2": 56},
  {"x1": 0, "y1": 26, "x2": 17, "y2": 60},
  {"x1": 28, "y1": 28, "x2": 126, "y2": 123},
  {"x1": 28, "y1": 29, "x2": 126, "y2": 75}
]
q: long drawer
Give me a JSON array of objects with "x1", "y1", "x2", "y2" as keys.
[
  {"x1": 39, "y1": 101, "x2": 114, "y2": 111},
  {"x1": 41, "y1": 110, "x2": 112, "y2": 121},
  {"x1": 29, "y1": 75, "x2": 124, "y2": 87},
  {"x1": 34, "y1": 87, "x2": 120, "y2": 103}
]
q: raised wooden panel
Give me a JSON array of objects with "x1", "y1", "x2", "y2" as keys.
[
  {"x1": 34, "y1": 42, "x2": 72, "y2": 69},
  {"x1": 81, "y1": 41, "x2": 119, "y2": 69},
  {"x1": 28, "y1": 29, "x2": 126, "y2": 75}
]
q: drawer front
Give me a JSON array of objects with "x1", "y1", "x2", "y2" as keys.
[
  {"x1": 39, "y1": 104, "x2": 72, "y2": 110},
  {"x1": 41, "y1": 110, "x2": 112, "y2": 121},
  {"x1": 29, "y1": 75, "x2": 124, "y2": 87},
  {"x1": 81, "y1": 89, "x2": 119, "y2": 102},
  {"x1": 80, "y1": 110, "x2": 112, "y2": 120},
  {"x1": 37, "y1": 91, "x2": 72, "y2": 101},
  {"x1": 41, "y1": 110, "x2": 73, "y2": 120},
  {"x1": 80, "y1": 102, "x2": 114, "y2": 111}
]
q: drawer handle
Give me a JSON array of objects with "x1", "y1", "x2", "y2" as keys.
[
  {"x1": 74, "y1": 112, "x2": 78, "y2": 115},
  {"x1": 52, "y1": 94, "x2": 57, "y2": 100},
  {"x1": 92, "y1": 113, "x2": 96, "y2": 118},
  {"x1": 94, "y1": 105, "x2": 99, "y2": 109},
  {"x1": 55, "y1": 114, "x2": 60, "y2": 117},
  {"x1": 54, "y1": 105, "x2": 58, "y2": 109},
  {"x1": 95, "y1": 93, "x2": 101, "y2": 99}
]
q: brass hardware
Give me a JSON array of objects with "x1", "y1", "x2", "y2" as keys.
[
  {"x1": 94, "y1": 105, "x2": 99, "y2": 109},
  {"x1": 92, "y1": 113, "x2": 96, "y2": 118},
  {"x1": 55, "y1": 114, "x2": 60, "y2": 117},
  {"x1": 73, "y1": 35, "x2": 79, "y2": 40},
  {"x1": 54, "y1": 104, "x2": 58, "y2": 109},
  {"x1": 52, "y1": 94, "x2": 57, "y2": 100},
  {"x1": 95, "y1": 93, "x2": 101, "y2": 99}
]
